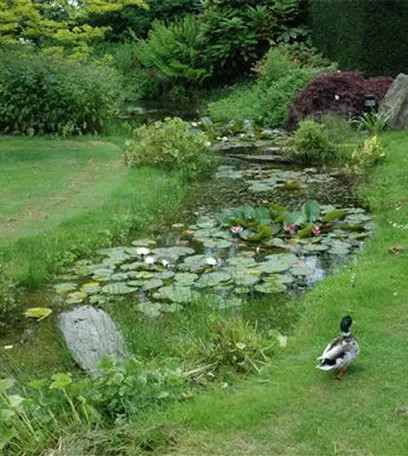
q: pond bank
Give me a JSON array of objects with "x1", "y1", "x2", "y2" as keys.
[{"x1": 122, "y1": 131, "x2": 408, "y2": 456}]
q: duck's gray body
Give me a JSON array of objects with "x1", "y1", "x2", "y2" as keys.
[{"x1": 316, "y1": 333, "x2": 360, "y2": 371}]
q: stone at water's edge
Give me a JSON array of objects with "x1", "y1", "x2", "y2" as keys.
[
  {"x1": 380, "y1": 73, "x2": 408, "y2": 129},
  {"x1": 58, "y1": 306, "x2": 127, "y2": 376}
]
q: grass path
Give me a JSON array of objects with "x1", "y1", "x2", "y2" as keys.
[
  {"x1": 139, "y1": 131, "x2": 408, "y2": 456},
  {"x1": 0, "y1": 137, "x2": 184, "y2": 287},
  {"x1": 0, "y1": 138, "x2": 126, "y2": 241}
]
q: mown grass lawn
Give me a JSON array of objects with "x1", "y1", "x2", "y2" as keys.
[
  {"x1": 0, "y1": 137, "x2": 184, "y2": 287},
  {"x1": 122, "y1": 131, "x2": 408, "y2": 456}
]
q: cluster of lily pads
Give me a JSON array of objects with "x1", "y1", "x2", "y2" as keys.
[{"x1": 52, "y1": 199, "x2": 372, "y2": 317}]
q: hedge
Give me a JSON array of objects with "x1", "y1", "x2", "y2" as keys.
[{"x1": 310, "y1": 0, "x2": 408, "y2": 77}]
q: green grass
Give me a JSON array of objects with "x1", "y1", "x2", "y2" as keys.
[
  {"x1": 111, "y1": 131, "x2": 408, "y2": 455},
  {"x1": 0, "y1": 137, "x2": 184, "y2": 287}
]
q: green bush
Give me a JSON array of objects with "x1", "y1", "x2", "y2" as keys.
[
  {"x1": 0, "y1": 49, "x2": 122, "y2": 136},
  {"x1": 291, "y1": 120, "x2": 338, "y2": 165},
  {"x1": 124, "y1": 117, "x2": 216, "y2": 181},
  {"x1": 0, "y1": 265, "x2": 21, "y2": 334},
  {"x1": 352, "y1": 135, "x2": 386, "y2": 169},
  {"x1": 208, "y1": 47, "x2": 317, "y2": 126}
]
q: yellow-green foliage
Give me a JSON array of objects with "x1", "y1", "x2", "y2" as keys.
[
  {"x1": 0, "y1": 0, "x2": 147, "y2": 58},
  {"x1": 124, "y1": 117, "x2": 216, "y2": 181},
  {"x1": 352, "y1": 135, "x2": 385, "y2": 168}
]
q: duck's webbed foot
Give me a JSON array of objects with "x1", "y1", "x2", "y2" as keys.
[{"x1": 334, "y1": 366, "x2": 347, "y2": 381}]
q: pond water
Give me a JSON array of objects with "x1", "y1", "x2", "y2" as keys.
[{"x1": 1, "y1": 132, "x2": 372, "y2": 367}]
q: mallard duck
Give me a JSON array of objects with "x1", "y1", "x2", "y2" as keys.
[{"x1": 316, "y1": 315, "x2": 360, "y2": 379}]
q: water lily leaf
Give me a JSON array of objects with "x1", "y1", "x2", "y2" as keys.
[
  {"x1": 283, "y1": 211, "x2": 305, "y2": 226},
  {"x1": 338, "y1": 223, "x2": 365, "y2": 232},
  {"x1": 291, "y1": 265, "x2": 314, "y2": 276},
  {"x1": 301, "y1": 200, "x2": 320, "y2": 223},
  {"x1": 131, "y1": 239, "x2": 156, "y2": 247},
  {"x1": 302, "y1": 243, "x2": 329, "y2": 253},
  {"x1": 89, "y1": 295, "x2": 108, "y2": 305},
  {"x1": 232, "y1": 273, "x2": 260, "y2": 287},
  {"x1": 283, "y1": 180, "x2": 301, "y2": 190},
  {"x1": 329, "y1": 247, "x2": 350, "y2": 255},
  {"x1": 24, "y1": 307, "x2": 52, "y2": 321},
  {"x1": 133, "y1": 271, "x2": 154, "y2": 280},
  {"x1": 92, "y1": 268, "x2": 114, "y2": 281},
  {"x1": 239, "y1": 224, "x2": 272, "y2": 242},
  {"x1": 227, "y1": 256, "x2": 257, "y2": 268},
  {"x1": 111, "y1": 272, "x2": 130, "y2": 281},
  {"x1": 153, "y1": 286, "x2": 198, "y2": 304},
  {"x1": 54, "y1": 283, "x2": 78, "y2": 294},
  {"x1": 65, "y1": 292, "x2": 88, "y2": 304},
  {"x1": 255, "y1": 278, "x2": 286, "y2": 294},
  {"x1": 197, "y1": 216, "x2": 217, "y2": 229},
  {"x1": 322, "y1": 209, "x2": 345, "y2": 222},
  {"x1": 154, "y1": 271, "x2": 176, "y2": 280},
  {"x1": 81, "y1": 282, "x2": 101, "y2": 295},
  {"x1": 203, "y1": 238, "x2": 232, "y2": 249},
  {"x1": 102, "y1": 283, "x2": 136, "y2": 295},
  {"x1": 142, "y1": 279, "x2": 164, "y2": 291},
  {"x1": 174, "y1": 273, "x2": 199, "y2": 286},
  {"x1": 196, "y1": 272, "x2": 231, "y2": 288},
  {"x1": 120, "y1": 262, "x2": 144, "y2": 271},
  {"x1": 153, "y1": 247, "x2": 195, "y2": 258},
  {"x1": 260, "y1": 253, "x2": 297, "y2": 274},
  {"x1": 298, "y1": 225, "x2": 314, "y2": 238}
]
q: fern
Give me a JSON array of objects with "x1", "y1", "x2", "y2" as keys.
[{"x1": 136, "y1": 15, "x2": 209, "y2": 84}]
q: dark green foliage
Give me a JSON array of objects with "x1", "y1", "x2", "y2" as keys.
[
  {"x1": 0, "y1": 49, "x2": 121, "y2": 135},
  {"x1": 135, "y1": 16, "x2": 210, "y2": 98},
  {"x1": 88, "y1": 0, "x2": 202, "y2": 41},
  {"x1": 310, "y1": 0, "x2": 408, "y2": 76}
]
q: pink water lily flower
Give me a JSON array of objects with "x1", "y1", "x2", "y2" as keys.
[
  {"x1": 284, "y1": 224, "x2": 297, "y2": 235},
  {"x1": 231, "y1": 225, "x2": 244, "y2": 234},
  {"x1": 312, "y1": 225, "x2": 321, "y2": 236}
]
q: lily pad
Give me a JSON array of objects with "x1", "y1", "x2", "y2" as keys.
[
  {"x1": 120, "y1": 262, "x2": 145, "y2": 271},
  {"x1": 25, "y1": 307, "x2": 52, "y2": 321},
  {"x1": 291, "y1": 265, "x2": 314, "y2": 276},
  {"x1": 154, "y1": 271, "x2": 176, "y2": 280},
  {"x1": 153, "y1": 286, "x2": 198, "y2": 304},
  {"x1": 196, "y1": 216, "x2": 218, "y2": 229},
  {"x1": 89, "y1": 294, "x2": 108, "y2": 305},
  {"x1": 174, "y1": 272, "x2": 199, "y2": 286},
  {"x1": 81, "y1": 282, "x2": 101, "y2": 295},
  {"x1": 111, "y1": 272, "x2": 130, "y2": 281},
  {"x1": 227, "y1": 256, "x2": 257, "y2": 268},
  {"x1": 92, "y1": 268, "x2": 114, "y2": 281},
  {"x1": 142, "y1": 279, "x2": 164, "y2": 291},
  {"x1": 232, "y1": 273, "x2": 260, "y2": 287},
  {"x1": 66, "y1": 291, "x2": 88, "y2": 304},
  {"x1": 54, "y1": 283, "x2": 78, "y2": 294},
  {"x1": 202, "y1": 238, "x2": 232, "y2": 249},
  {"x1": 101, "y1": 283, "x2": 136, "y2": 295},
  {"x1": 131, "y1": 239, "x2": 156, "y2": 247},
  {"x1": 302, "y1": 243, "x2": 329, "y2": 253},
  {"x1": 153, "y1": 247, "x2": 195, "y2": 258},
  {"x1": 196, "y1": 272, "x2": 231, "y2": 288},
  {"x1": 130, "y1": 271, "x2": 154, "y2": 280},
  {"x1": 259, "y1": 254, "x2": 297, "y2": 274}
]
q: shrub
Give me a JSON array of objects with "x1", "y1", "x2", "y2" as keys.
[
  {"x1": 208, "y1": 47, "x2": 318, "y2": 126},
  {"x1": 287, "y1": 72, "x2": 393, "y2": 129},
  {"x1": 291, "y1": 120, "x2": 338, "y2": 165},
  {"x1": 354, "y1": 112, "x2": 390, "y2": 135},
  {"x1": 0, "y1": 265, "x2": 22, "y2": 333},
  {"x1": 352, "y1": 135, "x2": 385, "y2": 168},
  {"x1": 0, "y1": 49, "x2": 122, "y2": 135},
  {"x1": 124, "y1": 117, "x2": 216, "y2": 181}
]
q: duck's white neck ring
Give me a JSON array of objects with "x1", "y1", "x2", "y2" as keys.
[{"x1": 342, "y1": 331, "x2": 351, "y2": 336}]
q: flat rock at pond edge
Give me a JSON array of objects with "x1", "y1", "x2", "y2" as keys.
[{"x1": 58, "y1": 306, "x2": 127, "y2": 377}]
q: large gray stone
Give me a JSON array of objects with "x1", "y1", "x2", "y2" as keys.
[
  {"x1": 58, "y1": 306, "x2": 127, "y2": 376},
  {"x1": 380, "y1": 73, "x2": 408, "y2": 129}
]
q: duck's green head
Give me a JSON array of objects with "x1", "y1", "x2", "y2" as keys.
[{"x1": 340, "y1": 315, "x2": 353, "y2": 334}]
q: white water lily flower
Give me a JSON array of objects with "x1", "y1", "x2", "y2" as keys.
[
  {"x1": 137, "y1": 247, "x2": 150, "y2": 256},
  {"x1": 205, "y1": 141, "x2": 212, "y2": 147},
  {"x1": 334, "y1": 94, "x2": 340, "y2": 101},
  {"x1": 161, "y1": 259, "x2": 169, "y2": 268},
  {"x1": 206, "y1": 257, "x2": 217, "y2": 266},
  {"x1": 191, "y1": 122, "x2": 198, "y2": 127},
  {"x1": 221, "y1": 136, "x2": 228, "y2": 142},
  {"x1": 144, "y1": 256, "x2": 155, "y2": 265}
]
